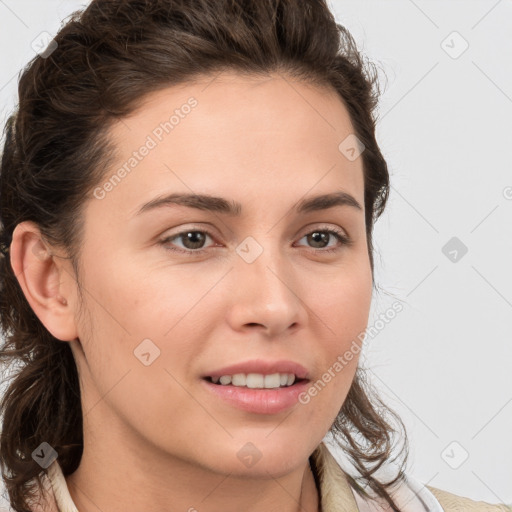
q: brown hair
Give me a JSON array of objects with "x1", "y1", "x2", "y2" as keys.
[{"x1": 0, "y1": 1, "x2": 408, "y2": 511}]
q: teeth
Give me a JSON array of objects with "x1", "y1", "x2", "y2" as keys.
[
  {"x1": 231, "y1": 373, "x2": 246, "y2": 386},
  {"x1": 211, "y1": 372, "x2": 297, "y2": 388}
]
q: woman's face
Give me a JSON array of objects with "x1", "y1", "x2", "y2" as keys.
[{"x1": 61, "y1": 71, "x2": 372, "y2": 476}]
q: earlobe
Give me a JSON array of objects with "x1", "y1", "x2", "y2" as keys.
[{"x1": 10, "y1": 221, "x2": 78, "y2": 342}]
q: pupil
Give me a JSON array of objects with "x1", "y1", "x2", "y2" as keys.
[
  {"x1": 308, "y1": 232, "x2": 328, "y2": 248},
  {"x1": 183, "y1": 231, "x2": 205, "y2": 249}
]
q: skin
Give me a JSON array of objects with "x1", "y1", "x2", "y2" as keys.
[{"x1": 11, "y1": 71, "x2": 373, "y2": 512}]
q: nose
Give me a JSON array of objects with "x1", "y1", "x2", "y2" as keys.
[{"x1": 225, "y1": 243, "x2": 308, "y2": 338}]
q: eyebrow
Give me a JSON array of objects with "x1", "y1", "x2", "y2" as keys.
[{"x1": 134, "y1": 190, "x2": 363, "y2": 218}]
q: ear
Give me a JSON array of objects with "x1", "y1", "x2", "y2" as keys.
[{"x1": 9, "y1": 221, "x2": 79, "y2": 342}]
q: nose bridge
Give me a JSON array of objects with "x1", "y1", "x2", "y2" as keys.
[{"x1": 228, "y1": 234, "x2": 306, "y2": 334}]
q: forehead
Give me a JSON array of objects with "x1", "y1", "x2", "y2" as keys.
[{"x1": 90, "y1": 71, "x2": 364, "y2": 220}]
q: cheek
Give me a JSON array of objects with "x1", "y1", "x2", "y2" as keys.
[
  {"x1": 330, "y1": 280, "x2": 372, "y2": 345},
  {"x1": 78, "y1": 251, "x2": 182, "y2": 339},
  {"x1": 72, "y1": 274, "x2": 204, "y2": 440},
  {"x1": 314, "y1": 256, "x2": 373, "y2": 338},
  {"x1": 308, "y1": 259, "x2": 372, "y2": 406},
  {"x1": 335, "y1": 286, "x2": 371, "y2": 379},
  {"x1": 73, "y1": 255, "x2": 215, "y2": 413}
]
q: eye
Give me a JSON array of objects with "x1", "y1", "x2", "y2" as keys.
[
  {"x1": 160, "y1": 229, "x2": 216, "y2": 255},
  {"x1": 159, "y1": 225, "x2": 353, "y2": 256},
  {"x1": 295, "y1": 227, "x2": 352, "y2": 253}
]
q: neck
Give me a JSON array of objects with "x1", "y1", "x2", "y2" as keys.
[{"x1": 65, "y1": 421, "x2": 320, "y2": 512}]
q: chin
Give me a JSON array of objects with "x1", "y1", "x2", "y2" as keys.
[{"x1": 202, "y1": 433, "x2": 315, "y2": 477}]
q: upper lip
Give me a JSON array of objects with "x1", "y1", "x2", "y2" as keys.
[{"x1": 204, "y1": 359, "x2": 310, "y2": 380}]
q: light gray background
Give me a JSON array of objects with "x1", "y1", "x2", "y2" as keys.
[{"x1": 0, "y1": 0, "x2": 511, "y2": 506}]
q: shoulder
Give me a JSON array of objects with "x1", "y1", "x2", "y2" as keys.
[
  {"x1": 427, "y1": 485, "x2": 512, "y2": 512},
  {"x1": 312, "y1": 441, "x2": 512, "y2": 512}
]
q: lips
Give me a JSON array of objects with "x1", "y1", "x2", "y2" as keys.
[
  {"x1": 203, "y1": 359, "x2": 310, "y2": 381},
  {"x1": 200, "y1": 359, "x2": 312, "y2": 413},
  {"x1": 201, "y1": 375, "x2": 311, "y2": 414}
]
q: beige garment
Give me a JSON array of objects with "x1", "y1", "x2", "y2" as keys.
[
  {"x1": 311, "y1": 442, "x2": 512, "y2": 512},
  {"x1": 427, "y1": 486, "x2": 512, "y2": 512},
  {"x1": 8, "y1": 442, "x2": 512, "y2": 511}
]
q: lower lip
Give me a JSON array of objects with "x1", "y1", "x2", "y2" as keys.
[{"x1": 202, "y1": 378, "x2": 311, "y2": 414}]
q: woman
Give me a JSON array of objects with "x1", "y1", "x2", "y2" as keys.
[{"x1": 0, "y1": 1, "x2": 509, "y2": 511}]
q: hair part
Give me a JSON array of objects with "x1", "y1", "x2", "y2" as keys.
[{"x1": 0, "y1": 1, "x2": 405, "y2": 511}]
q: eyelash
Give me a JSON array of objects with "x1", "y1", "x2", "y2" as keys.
[{"x1": 159, "y1": 226, "x2": 353, "y2": 256}]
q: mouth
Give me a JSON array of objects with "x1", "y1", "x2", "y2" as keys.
[
  {"x1": 202, "y1": 373, "x2": 309, "y2": 389},
  {"x1": 201, "y1": 373, "x2": 311, "y2": 414}
]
